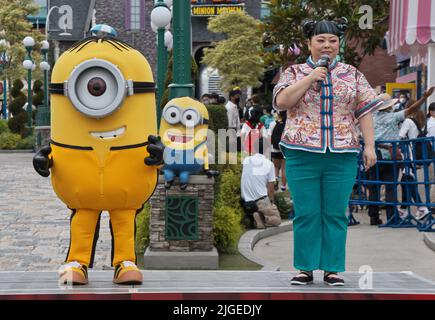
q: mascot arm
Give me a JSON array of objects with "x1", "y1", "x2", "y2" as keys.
[
  {"x1": 33, "y1": 145, "x2": 53, "y2": 177},
  {"x1": 144, "y1": 135, "x2": 165, "y2": 167}
]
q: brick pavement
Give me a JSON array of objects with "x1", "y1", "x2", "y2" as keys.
[{"x1": 0, "y1": 153, "x2": 112, "y2": 271}]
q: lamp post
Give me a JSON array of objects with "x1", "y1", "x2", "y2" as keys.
[
  {"x1": 151, "y1": 0, "x2": 172, "y2": 126},
  {"x1": 40, "y1": 40, "x2": 50, "y2": 111},
  {"x1": 0, "y1": 39, "x2": 9, "y2": 120},
  {"x1": 23, "y1": 36, "x2": 35, "y2": 129},
  {"x1": 169, "y1": 0, "x2": 194, "y2": 99}
]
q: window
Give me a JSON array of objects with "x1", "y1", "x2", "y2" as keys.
[
  {"x1": 130, "y1": 0, "x2": 141, "y2": 30},
  {"x1": 124, "y1": 0, "x2": 145, "y2": 30}
]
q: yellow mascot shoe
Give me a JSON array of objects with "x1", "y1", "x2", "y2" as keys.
[
  {"x1": 113, "y1": 261, "x2": 143, "y2": 285},
  {"x1": 58, "y1": 261, "x2": 88, "y2": 285}
]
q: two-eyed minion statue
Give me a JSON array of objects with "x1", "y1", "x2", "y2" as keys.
[
  {"x1": 32, "y1": 25, "x2": 164, "y2": 285},
  {"x1": 159, "y1": 97, "x2": 219, "y2": 190}
]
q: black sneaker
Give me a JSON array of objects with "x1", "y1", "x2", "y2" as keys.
[
  {"x1": 370, "y1": 217, "x2": 383, "y2": 225},
  {"x1": 290, "y1": 271, "x2": 313, "y2": 285},
  {"x1": 324, "y1": 272, "x2": 344, "y2": 286}
]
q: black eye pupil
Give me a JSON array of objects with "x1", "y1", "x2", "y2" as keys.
[
  {"x1": 187, "y1": 115, "x2": 192, "y2": 120},
  {"x1": 88, "y1": 77, "x2": 106, "y2": 96},
  {"x1": 171, "y1": 112, "x2": 176, "y2": 118}
]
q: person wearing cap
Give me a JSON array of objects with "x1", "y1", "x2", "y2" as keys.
[
  {"x1": 273, "y1": 18, "x2": 382, "y2": 286},
  {"x1": 368, "y1": 88, "x2": 435, "y2": 225}
]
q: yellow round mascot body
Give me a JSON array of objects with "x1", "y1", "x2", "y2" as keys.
[
  {"x1": 159, "y1": 97, "x2": 219, "y2": 190},
  {"x1": 33, "y1": 26, "x2": 164, "y2": 285}
]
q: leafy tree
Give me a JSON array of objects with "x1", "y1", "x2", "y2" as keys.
[
  {"x1": 202, "y1": 11, "x2": 265, "y2": 93},
  {"x1": 262, "y1": 0, "x2": 389, "y2": 69},
  {"x1": 0, "y1": 0, "x2": 44, "y2": 104}
]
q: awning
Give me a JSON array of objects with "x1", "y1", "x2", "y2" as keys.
[{"x1": 387, "y1": 0, "x2": 435, "y2": 66}]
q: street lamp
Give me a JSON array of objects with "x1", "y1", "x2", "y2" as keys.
[
  {"x1": 23, "y1": 36, "x2": 35, "y2": 129},
  {"x1": 40, "y1": 40, "x2": 50, "y2": 112},
  {"x1": 169, "y1": 0, "x2": 194, "y2": 99},
  {"x1": 151, "y1": 0, "x2": 172, "y2": 126},
  {"x1": 0, "y1": 38, "x2": 10, "y2": 120}
]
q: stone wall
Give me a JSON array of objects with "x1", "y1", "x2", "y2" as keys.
[{"x1": 148, "y1": 175, "x2": 215, "y2": 252}]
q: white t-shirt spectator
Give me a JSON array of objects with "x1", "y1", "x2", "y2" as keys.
[
  {"x1": 427, "y1": 117, "x2": 435, "y2": 137},
  {"x1": 399, "y1": 118, "x2": 420, "y2": 139},
  {"x1": 225, "y1": 100, "x2": 240, "y2": 130},
  {"x1": 241, "y1": 153, "x2": 275, "y2": 202}
]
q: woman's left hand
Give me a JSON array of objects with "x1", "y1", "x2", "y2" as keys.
[{"x1": 363, "y1": 146, "x2": 377, "y2": 170}]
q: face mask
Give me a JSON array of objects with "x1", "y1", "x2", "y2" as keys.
[
  {"x1": 399, "y1": 98, "x2": 407, "y2": 104},
  {"x1": 234, "y1": 98, "x2": 240, "y2": 104}
]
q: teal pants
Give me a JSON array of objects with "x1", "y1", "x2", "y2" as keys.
[{"x1": 284, "y1": 148, "x2": 357, "y2": 272}]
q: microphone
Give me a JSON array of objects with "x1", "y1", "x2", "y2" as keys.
[{"x1": 316, "y1": 54, "x2": 330, "y2": 91}]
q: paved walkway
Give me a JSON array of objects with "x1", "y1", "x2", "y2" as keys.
[
  {"x1": 253, "y1": 211, "x2": 435, "y2": 281},
  {"x1": 0, "y1": 153, "x2": 112, "y2": 271}
]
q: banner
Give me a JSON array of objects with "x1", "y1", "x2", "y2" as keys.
[{"x1": 191, "y1": 0, "x2": 245, "y2": 17}]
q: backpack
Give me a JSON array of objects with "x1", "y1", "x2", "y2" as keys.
[
  {"x1": 410, "y1": 118, "x2": 433, "y2": 160},
  {"x1": 244, "y1": 121, "x2": 264, "y2": 154},
  {"x1": 271, "y1": 120, "x2": 285, "y2": 150}
]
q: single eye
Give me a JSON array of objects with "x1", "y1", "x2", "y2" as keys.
[
  {"x1": 163, "y1": 105, "x2": 181, "y2": 124},
  {"x1": 182, "y1": 109, "x2": 200, "y2": 127},
  {"x1": 67, "y1": 59, "x2": 126, "y2": 118},
  {"x1": 87, "y1": 77, "x2": 107, "y2": 96}
]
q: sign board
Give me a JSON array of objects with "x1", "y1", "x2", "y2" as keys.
[
  {"x1": 191, "y1": 0, "x2": 245, "y2": 17},
  {"x1": 47, "y1": 0, "x2": 95, "y2": 41}
]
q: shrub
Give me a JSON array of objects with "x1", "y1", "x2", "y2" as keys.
[
  {"x1": 213, "y1": 205, "x2": 243, "y2": 253},
  {"x1": 0, "y1": 132, "x2": 21, "y2": 149},
  {"x1": 206, "y1": 104, "x2": 227, "y2": 132},
  {"x1": 16, "y1": 135, "x2": 35, "y2": 150},
  {"x1": 0, "y1": 120, "x2": 8, "y2": 135},
  {"x1": 135, "y1": 203, "x2": 151, "y2": 254},
  {"x1": 274, "y1": 191, "x2": 293, "y2": 219},
  {"x1": 8, "y1": 112, "x2": 29, "y2": 136}
]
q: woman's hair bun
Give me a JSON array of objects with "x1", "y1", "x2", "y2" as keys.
[
  {"x1": 335, "y1": 17, "x2": 348, "y2": 37},
  {"x1": 302, "y1": 19, "x2": 316, "y2": 39}
]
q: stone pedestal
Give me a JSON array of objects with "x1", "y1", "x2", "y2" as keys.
[{"x1": 144, "y1": 175, "x2": 219, "y2": 269}]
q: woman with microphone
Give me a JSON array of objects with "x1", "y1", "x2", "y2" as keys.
[{"x1": 273, "y1": 19, "x2": 382, "y2": 286}]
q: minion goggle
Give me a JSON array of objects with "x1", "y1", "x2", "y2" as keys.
[
  {"x1": 49, "y1": 59, "x2": 155, "y2": 118},
  {"x1": 162, "y1": 104, "x2": 209, "y2": 128}
]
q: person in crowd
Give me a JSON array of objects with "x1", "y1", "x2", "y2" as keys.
[
  {"x1": 269, "y1": 111, "x2": 287, "y2": 192},
  {"x1": 201, "y1": 93, "x2": 211, "y2": 105},
  {"x1": 368, "y1": 88, "x2": 434, "y2": 225},
  {"x1": 240, "y1": 106, "x2": 267, "y2": 154},
  {"x1": 273, "y1": 18, "x2": 381, "y2": 286},
  {"x1": 241, "y1": 137, "x2": 282, "y2": 229},
  {"x1": 209, "y1": 92, "x2": 219, "y2": 105},
  {"x1": 217, "y1": 95, "x2": 226, "y2": 105},
  {"x1": 225, "y1": 89, "x2": 241, "y2": 133},
  {"x1": 398, "y1": 109, "x2": 430, "y2": 219},
  {"x1": 260, "y1": 105, "x2": 275, "y2": 130},
  {"x1": 393, "y1": 91, "x2": 410, "y2": 112},
  {"x1": 243, "y1": 94, "x2": 261, "y2": 122}
]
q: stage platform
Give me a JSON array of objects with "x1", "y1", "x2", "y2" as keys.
[{"x1": 0, "y1": 271, "x2": 434, "y2": 300}]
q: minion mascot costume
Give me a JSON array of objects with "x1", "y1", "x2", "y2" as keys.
[
  {"x1": 32, "y1": 25, "x2": 164, "y2": 285},
  {"x1": 159, "y1": 97, "x2": 219, "y2": 190}
]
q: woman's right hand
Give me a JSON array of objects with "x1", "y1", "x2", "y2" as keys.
[{"x1": 308, "y1": 67, "x2": 328, "y2": 84}]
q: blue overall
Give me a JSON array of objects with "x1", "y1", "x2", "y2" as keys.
[{"x1": 162, "y1": 142, "x2": 205, "y2": 184}]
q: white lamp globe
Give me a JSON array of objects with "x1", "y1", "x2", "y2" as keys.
[
  {"x1": 23, "y1": 36, "x2": 35, "y2": 48},
  {"x1": 150, "y1": 6, "x2": 171, "y2": 28},
  {"x1": 22, "y1": 60, "x2": 33, "y2": 70},
  {"x1": 41, "y1": 40, "x2": 49, "y2": 50},
  {"x1": 164, "y1": 30, "x2": 173, "y2": 48},
  {"x1": 32, "y1": 63, "x2": 36, "y2": 71},
  {"x1": 151, "y1": 22, "x2": 158, "y2": 33},
  {"x1": 166, "y1": 40, "x2": 173, "y2": 51},
  {"x1": 40, "y1": 61, "x2": 50, "y2": 71}
]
